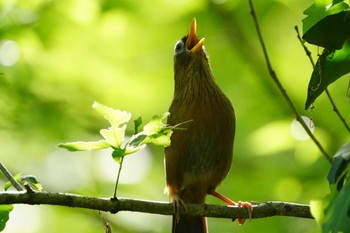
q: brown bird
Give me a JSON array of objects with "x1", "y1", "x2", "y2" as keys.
[{"x1": 165, "y1": 19, "x2": 251, "y2": 233}]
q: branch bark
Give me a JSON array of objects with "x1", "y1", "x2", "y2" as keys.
[{"x1": 0, "y1": 190, "x2": 313, "y2": 220}]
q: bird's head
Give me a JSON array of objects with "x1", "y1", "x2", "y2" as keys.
[
  {"x1": 171, "y1": 19, "x2": 221, "y2": 103},
  {"x1": 173, "y1": 18, "x2": 207, "y2": 67}
]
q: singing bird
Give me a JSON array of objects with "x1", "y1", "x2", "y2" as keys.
[{"x1": 165, "y1": 19, "x2": 251, "y2": 233}]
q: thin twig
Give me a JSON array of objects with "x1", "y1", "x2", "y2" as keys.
[
  {"x1": 0, "y1": 191, "x2": 314, "y2": 219},
  {"x1": 324, "y1": 89, "x2": 350, "y2": 133},
  {"x1": 0, "y1": 162, "x2": 24, "y2": 191},
  {"x1": 295, "y1": 26, "x2": 350, "y2": 134},
  {"x1": 248, "y1": 0, "x2": 332, "y2": 163},
  {"x1": 295, "y1": 26, "x2": 315, "y2": 67},
  {"x1": 98, "y1": 211, "x2": 112, "y2": 233}
]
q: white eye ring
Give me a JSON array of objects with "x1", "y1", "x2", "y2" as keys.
[{"x1": 174, "y1": 40, "x2": 185, "y2": 55}]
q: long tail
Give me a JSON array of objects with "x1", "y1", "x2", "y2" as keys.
[{"x1": 172, "y1": 215, "x2": 207, "y2": 233}]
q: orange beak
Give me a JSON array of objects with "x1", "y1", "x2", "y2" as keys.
[{"x1": 186, "y1": 18, "x2": 205, "y2": 52}]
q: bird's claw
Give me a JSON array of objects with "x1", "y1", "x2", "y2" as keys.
[
  {"x1": 236, "y1": 201, "x2": 253, "y2": 224},
  {"x1": 173, "y1": 196, "x2": 186, "y2": 223}
]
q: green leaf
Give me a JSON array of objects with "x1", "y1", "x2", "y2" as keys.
[
  {"x1": 328, "y1": 142, "x2": 350, "y2": 190},
  {"x1": 122, "y1": 112, "x2": 172, "y2": 156},
  {"x1": 0, "y1": 204, "x2": 13, "y2": 231},
  {"x1": 303, "y1": 10, "x2": 350, "y2": 50},
  {"x1": 124, "y1": 143, "x2": 146, "y2": 156},
  {"x1": 123, "y1": 134, "x2": 148, "y2": 155},
  {"x1": 134, "y1": 117, "x2": 142, "y2": 134},
  {"x1": 100, "y1": 126, "x2": 126, "y2": 148},
  {"x1": 147, "y1": 128, "x2": 173, "y2": 147},
  {"x1": 20, "y1": 175, "x2": 43, "y2": 191},
  {"x1": 134, "y1": 112, "x2": 172, "y2": 147},
  {"x1": 143, "y1": 112, "x2": 170, "y2": 135},
  {"x1": 58, "y1": 103, "x2": 172, "y2": 164},
  {"x1": 93, "y1": 102, "x2": 132, "y2": 149},
  {"x1": 303, "y1": 0, "x2": 349, "y2": 36},
  {"x1": 3, "y1": 182, "x2": 11, "y2": 191},
  {"x1": 323, "y1": 181, "x2": 350, "y2": 233},
  {"x1": 128, "y1": 134, "x2": 148, "y2": 148},
  {"x1": 112, "y1": 148, "x2": 126, "y2": 163},
  {"x1": 57, "y1": 140, "x2": 110, "y2": 151},
  {"x1": 305, "y1": 41, "x2": 350, "y2": 109},
  {"x1": 92, "y1": 102, "x2": 131, "y2": 128}
]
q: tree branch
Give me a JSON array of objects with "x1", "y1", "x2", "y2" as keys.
[
  {"x1": 0, "y1": 190, "x2": 313, "y2": 220},
  {"x1": 248, "y1": 0, "x2": 332, "y2": 163}
]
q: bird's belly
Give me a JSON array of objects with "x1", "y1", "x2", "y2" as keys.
[
  {"x1": 182, "y1": 135, "x2": 232, "y2": 187},
  {"x1": 165, "y1": 101, "x2": 234, "y2": 202}
]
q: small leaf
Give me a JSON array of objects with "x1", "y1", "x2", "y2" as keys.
[
  {"x1": 128, "y1": 134, "x2": 148, "y2": 148},
  {"x1": 100, "y1": 126, "x2": 126, "y2": 148},
  {"x1": 128, "y1": 112, "x2": 172, "y2": 147},
  {"x1": 134, "y1": 117, "x2": 142, "y2": 134},
  {"x1": 124, "y1": 144, "x2": 146, "y2": 156},
  {"x1": 147, "y1": 128, "x2": 173, "y2": 147},
  {"x1": 20, "y1": 175, "x2": 43, "y2": 191},
  {"x1": 92, "y1": 102, "x2": 131, "y2": 128},
  {"x1": 3, "y1": 182, "x2": 11, "y2": 191},
  {"x1": 328, "y1": 142, "x2": 350, "y2": 190},
  {"x1": 112, "y1": 148, "x2": 126, "y2": 163},
  {"x1": 57, "y1": 140, "x2": 110, "y2": 151},
  {"x1": 143, "y1": 112, "x2": 170, "y2": 135},
  {"x1": 123, "y1": 134, "x2": 148, "y2": 155},
  {"x1": 303, "y1": 10, "x2": 350, "y2": 50},
  {"x1": 121, "y1": 112, "x2": 172, "y2": 156},
  {"x1": 0, "y1": 204, "x2": 13, "y2": 231},
  {"x1": 303, "y1": 0, "x2": 349, "y2": 36},
  {"x1": 305, "y1": 41, "x2": 350, "y2": 109}
]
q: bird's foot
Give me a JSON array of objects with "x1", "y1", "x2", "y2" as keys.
[
  {"x1": 208, "y1": 190, "x2": 253, "y2": 224},
  {"x1": 236, "y1": 201, "x2": 253, "y2": 224},
  {"x1": 172, "y1": 196, "x2": 186, "y2": 223}
]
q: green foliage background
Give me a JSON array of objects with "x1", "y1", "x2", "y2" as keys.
[{"x1": 0, "y1": 0, "x2": 349, "y2": 232}]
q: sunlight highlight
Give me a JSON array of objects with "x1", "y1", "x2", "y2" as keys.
[
  {"x1": 274, "y1": 177, "x2": 302, "y2": 201},
  {"x1": 249, "y1": 121, "x2": 294, "y2": 156},
  {"x1": 0, "y1": 40, "x2": 20, "y2": 66},
  {"x1": 290, "y1": 116, "x2": 314, "y2": 141}
]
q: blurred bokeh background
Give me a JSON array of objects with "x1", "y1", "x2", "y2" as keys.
[{"x1": 1, "y1": 0, "x2": 349, "y2": 232}]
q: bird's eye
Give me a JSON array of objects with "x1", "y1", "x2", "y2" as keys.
[{"x1": 174, "y1": 40, "x2": 185, "y2": 55}]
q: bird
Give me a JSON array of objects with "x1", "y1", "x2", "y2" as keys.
[{"x1": 164, "y1": 19, "x2": 252, "y2": 233}]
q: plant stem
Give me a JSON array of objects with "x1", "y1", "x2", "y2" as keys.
[
  {"x1": 324, "y1": 89, "x2": 350, "y2": 133},
  {"x1": 113, "y1": 156, "x2": 125, "y2": 199},
  {"x1": 0, "y1": 162, "x2": 24, "y2": 191}
]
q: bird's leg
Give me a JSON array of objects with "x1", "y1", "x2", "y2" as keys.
[{"x1": 208, "y1": 190, "x2": 252, "y2": 224}]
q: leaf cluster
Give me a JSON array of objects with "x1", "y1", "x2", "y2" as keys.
[
  {"x1": 302, "y1": 1, "x2": 350, "y2": 232},
  {"x1": 311, "y1": 142, "x2": 350, "y2": 233},
  {"x1": 58, "y1": 102, "x2": 174, "y2": 163},
  {"x1": 303, "y1": 0, "x2": 350, "y2": 109}
]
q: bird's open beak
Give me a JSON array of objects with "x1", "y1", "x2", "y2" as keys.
[{"x1": 186, "y1": 18, "x2": 205, "y2": 52}]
